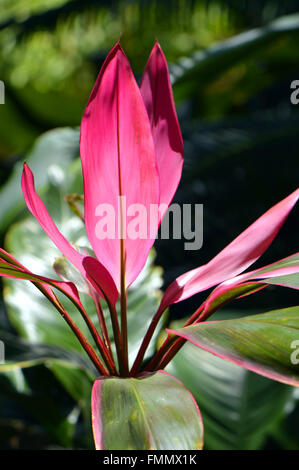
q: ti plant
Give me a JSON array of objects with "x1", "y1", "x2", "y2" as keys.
[{"x1": 0, "y1": 42, "x2": 298, "y2": 450}]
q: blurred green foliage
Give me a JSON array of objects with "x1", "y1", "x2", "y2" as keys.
[{"x1": 0, "y1": 0, "x2": 298, "y2": 450}]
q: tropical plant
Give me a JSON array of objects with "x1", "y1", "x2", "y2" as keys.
[{"x1": 0, "y1": 41, "x2": 298, "y2": 450}]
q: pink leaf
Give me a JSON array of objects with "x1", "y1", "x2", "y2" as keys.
[
  {"x1": 21, "y1": 163, "x2": 118, "y2": 303},
  {"x1": 80, "y1": 42, "x2": 160, "y2": 291},
  {"x1": 140, "y1": 42, "x2": 184, "y2": 220},
  {"x1": 0, "y1": 252, "x2": 82, "y2": 308},
  {"x1": 83, "y1": 257, "x2": 118, "y2": 304},
  {"x1": 160, "y1": 188, "x2": 299, "y2": 308},
  {"x1": 199, "y1": 253, "x2": 299, "y2": 319}
]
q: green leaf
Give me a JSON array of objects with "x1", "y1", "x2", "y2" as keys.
[
  {"x1": 0, "y1": 328, "x2": 95, "y2": 447},
  {"x1": 0, "y1": 127, "x2": 80, "y2": 233},
  {"x1": 47, "y1": 361, "x2": 94, "y2": 430},
  {"x1": 0, "y1": 328, "x2": 93, "y2": 373},
  {"x1": 167, "y1": 336, "x2": 292, "y2": 450},
  {"x1": 91, "y1": 371, "x2": 203, "y2": 450},
  {"x1": 251, "y1": 253, "x2": 299, "y2": 275},
  {"x1": 170, "y1": 306, "x2": 299, "y2": 387},
  {"x1": 264, "y1": 274, "x2": 299, "y2": 289}
]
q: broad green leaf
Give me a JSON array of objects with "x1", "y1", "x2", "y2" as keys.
[
  {"x1": 170, "y1": 306, "x2": 299, "y2": 387},
  {"x1": 0, "y1": 329, "x2": 93, "y2": 373},
  {"x1": 0, "y1": 127, "x2": 80, "y2": 233},
  {"x1": 0, "y1": 327, "x2": 95, "y2": 447},
  {"x1": 1, "y1": 368, "x2": 30, "y2": 394},
  {"x1": 264, "y1": 274, "x2": 299, "y2": 289},
  {"x1": 244, "y1": 253, "x2": 299, "y2": 287},
  {"x1": 167, "y1": 316, "x2": 292, "y2": 450},
  {"x1": 0, "y1": 327, "x2": 95, "y2": 446},
  {"x1": 270, "y1": 388, "x2": 299, "y2": 450},
  {"x1": 47, "y1": 361, "x2": 94, "y2": 419},
  {"x1": 91, "y1": 371, "x2": 203, "y2": 450}
]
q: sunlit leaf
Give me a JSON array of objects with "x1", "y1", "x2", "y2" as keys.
[
  {"x1": 167, "y1": 313, "x2": 293, "y2": 450},
  {"x1": 170, "y1": 306, "x2": 299, "y2": 387},
  {"x1": 91, "y1": 371, "x2": 203, "y2": 450},
  {"x1": 0, "y1": 128, "x2": 80, "y2": 233}
]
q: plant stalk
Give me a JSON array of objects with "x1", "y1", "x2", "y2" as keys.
[
  {"x1": 130, "y1": 304, "x2": 166, "y2": 376},
  {"x1": 35, "y1": 283, "x2": 109, "y2": 375}
]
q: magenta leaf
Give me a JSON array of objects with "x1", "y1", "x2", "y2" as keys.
[
  {"x1": 140, "y1": 42, "x2": 184, "y2": 221},
  {"x1": 21, "y1": 163, "x2": 118, "y2": 303},
  {"x1": 80, "y1": 42, "x2": 160, "y2": 291},
  {"x1": 21, "y1": 163, "x2": 86, "y2": 278}
]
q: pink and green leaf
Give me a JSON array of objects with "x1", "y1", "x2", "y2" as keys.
[
  {"x1": 169, "y1": 306, "x2": 299, "y2": 387},
  {"x1": 0, "y1": 258, "x2": 84, "y2": 311},
  {"x1": 228, "y1": 252, "x2": 299, "y2": 286},
  {"x1": 263, "y1": 273, "x2": 299, "y2": 289},
  {"x1": 91, "y1": 370, "x2": 203, "y2": 450},
  {"x1": 160, "y1": 189, "x2": 299, "y2": 309},
  {"x1": 200, "y1": 253, "x2": 299, "y2": 319}
]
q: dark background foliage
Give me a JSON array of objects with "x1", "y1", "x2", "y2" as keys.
[{"x1": 0, "y1": 0, "x2": 298, "y2": 449}]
